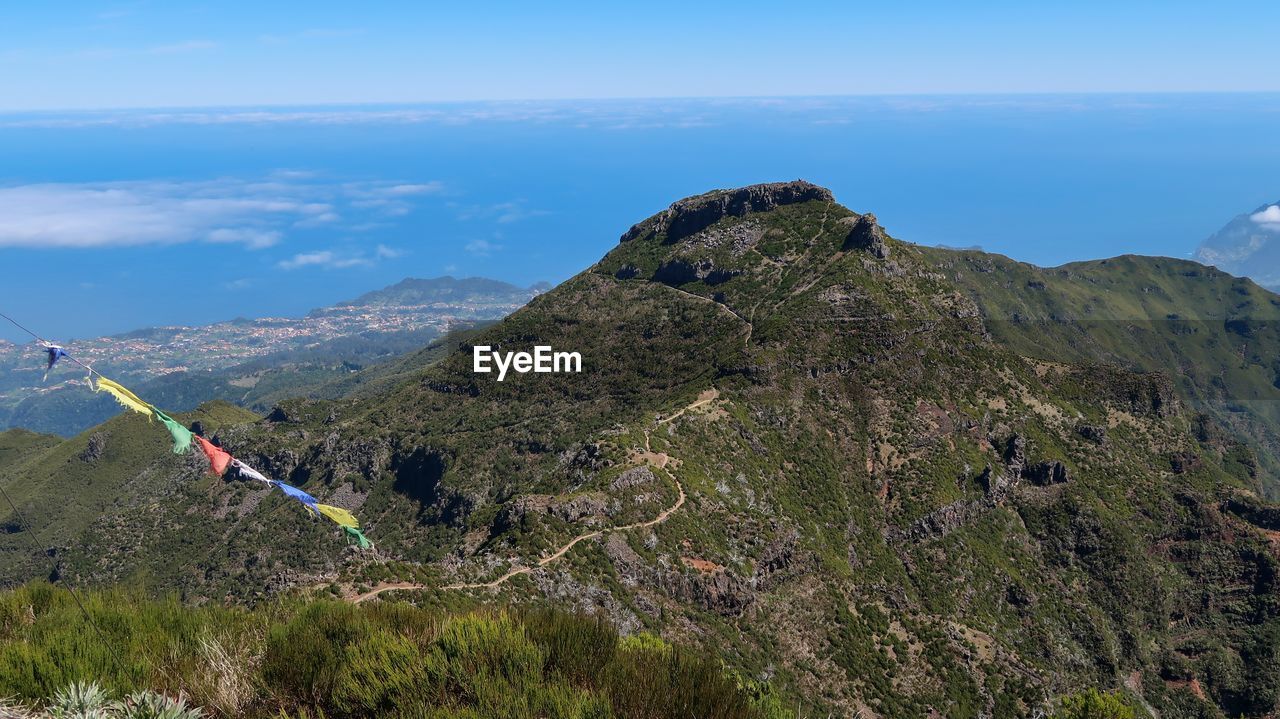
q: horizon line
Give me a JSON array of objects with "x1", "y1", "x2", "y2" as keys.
[{"x1": 4, "y1": 90, "x2": 1280, "y2": 116}]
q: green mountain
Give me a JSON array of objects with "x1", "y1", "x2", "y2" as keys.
[
  {"x1": 329, "y1": 275, "x2": 550, "y2": 310},
  {"x1": 3, "y1": 182, "x2": 1280, "y2": 718},
  {"x1": 920, "y1": 250, "x2": 1280, "y2": 498}
]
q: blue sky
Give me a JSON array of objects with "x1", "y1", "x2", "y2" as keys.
[
  {"x1": 1, "y1": 2, "x2": 1279, "y2": 110},
  {"x1": 1, "y1": 4, "x2": 1279, "y2": 341}
]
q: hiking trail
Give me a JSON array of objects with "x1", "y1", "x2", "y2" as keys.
[{"x1": 350, "y1": 390, "x2": 715, "y2": 603}]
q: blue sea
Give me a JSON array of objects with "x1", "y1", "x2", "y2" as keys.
[{"x1": 1, "y1": 94, "x2": 1278, "y2": 341}]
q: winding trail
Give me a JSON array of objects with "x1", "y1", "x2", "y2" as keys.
[{"x1": 351, "y1": 393, "x2": 709, "y2": 604}]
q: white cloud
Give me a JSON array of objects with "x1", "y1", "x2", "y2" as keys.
[
  {"x1": 385, "y1": 182, "x2": 444, "y2": 196},
  {"x1": 1251, "y1": 205, "x2": 1280, "y2": 230},
  {"x1": 0, "y1": 182, "x2": 311, "y2": 249},
  {"x1": 277, "y1": 247, "x2": 391, "y2": 271},
  {"x1": 464, "y1": 238, "x2": 502, "y2": 256},
  {"x1": 277, "y1": 251, "x2": 335, "y2": 270},
  {"x1": 277, "y1": 250, "x2": 374, "y2": 270},
  {"x1": 0, "y1": 176, "x2": 443, "y2": 250}
]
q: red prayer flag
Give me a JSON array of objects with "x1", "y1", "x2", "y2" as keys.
[{"x1": 194, "y1": 435, "x2": 232, "y2": 476}]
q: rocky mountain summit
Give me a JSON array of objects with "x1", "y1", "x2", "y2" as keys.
[
  {"x1": 620, "y1": 180, "x2": 833, "y2": 244},
  {"x1": 5, "y1": 182, "x2": 1280, "y2": 718}
]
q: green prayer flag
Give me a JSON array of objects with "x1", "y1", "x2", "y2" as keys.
[
  {"x1": 343, "y1": 525, "x2": 373, "y2": 549},
  {"x1": 155, "y1": 410, "x2": 193, "y2": 454}
]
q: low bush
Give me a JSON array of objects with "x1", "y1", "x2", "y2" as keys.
[{"x1": 0, "y1": 584, "x2": 781, "y2": 719}]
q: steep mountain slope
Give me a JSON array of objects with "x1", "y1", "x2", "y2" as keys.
[
  {"x1": 4, "y1": 182, "x2": 1280, "y2": 718},
  {"x1": 921, "y1": 250, "x2": 1280, "y2": 498}
]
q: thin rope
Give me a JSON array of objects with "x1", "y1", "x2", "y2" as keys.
[
  {"x1": 1, "y1": 308, "x2": 364, "y2": 570},
  {"x1": 0, "y1": 310, "x2": 102, "y2": 378}
]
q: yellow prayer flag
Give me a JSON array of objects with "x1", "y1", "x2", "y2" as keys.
[
  {"x1": 94, "y1": 377, "x2": 154, "y2": 418},
  {"x1": 315, "y1": 503, "x2": 360, "y2": 529}
]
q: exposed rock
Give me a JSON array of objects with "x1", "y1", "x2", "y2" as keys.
[
  {"x1": 551, "y1": 495, "x2": 609, "y2": 523},
  {"x1": 614, "y1": 264, "x2": 640, "y2": 280},
  {"x1": 841, "y1": 213, "x2": 890, "y2": 258},
  {"x1": 1169, "y1": 452, "x2": 1202, "y2": 475},
  {"x1": 1223, "y1": 493, "x2": 1280, "y2": 531},
  {"x1": 620, "y1": 180, "x2": 833, "y2": 245},
  {"x1": 603, "y1": 534, "x2": 754, "y2": 616},
  {"x1": 980, "y1": 434, "x2": 1028, "y2": 496},
  {"x1": 754, "y1": 530, "x2": 808, "y2": 590},
  {"x1": 652, "y1": 258, "x2": 741, "y2": 287},
  {"x1": 1002, "y1": 434, "x2": 1027, "y2": 476},
  {"x1": 320, "y1": 433, "x2": 391, "y2": 482},
  {"x1": 1024, "y1": 460, "x2": 1070, "y2": 486},
  {"x1": 79, "y1": 432, "x2": 108, "y2": 463},
  {"x1": 895, "y1": 499, "x2": 985, "y2": 542},
  {"x1": 1068, "y1": 365, "x2": 1178, "y2": 418},
  {"x1": 651, "y1": 561, "x2": 754, "y2": 617},
  {"x1": 266, "y1": 405, "x2": 300, "y2": 423},
  {"x1": 502, "y1": 493, "x2": 610, "y2": 528},
  {"x1": 532, "y1": 566, "x2": 642, "y2": 634},
  {"x1": 611, "y1": 466, "x2": 657, "y2": 491},
  {"x1": 1077, "y1": 424, "x2": 1107, "y2": 444}
]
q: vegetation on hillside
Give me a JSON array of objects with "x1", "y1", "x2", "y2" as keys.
[
  {"x1": 923, "y1": 248, "x2": 1280, "y2": 497},
  {"x1": 4, "y1": 183, "x2": 1280, "y2": 716},
  {"x1": 0, "y1": 583, "x2": 784, "y2": 719}
]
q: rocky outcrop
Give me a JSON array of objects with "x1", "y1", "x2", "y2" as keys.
[
  {"x1": 652, "y1": 258, "x2": 741, "y2": 287},
  {"x1": 841, "y1": 213, "x2": 890, "y2": 258},
  {"x1": 753, "y1": 530, "x2": 809, "y2": 590},
  {"x1": 318, "y1": 433, "x2": 392, "y2": 483},
  {"x1": 1223, "y1": 493, "x2": 1280, "y2": 531},
  {"x1": 603, "y1": 534, "x2": 755, "y2": 617},
  {"x1": 1024, "y1": 460, "x2": 1070, "y2": 487},
  {"x1": 979, "y1": 434, "x2": 1027, "y2": 497},
  {"x1": 499, "y1": 493, "x2": 611, "y2": 530},
  {"x1": 901, "y1": 438, "x2": 1071, "y2": 543},
  {"x1": 1169, "y1": 452, "x2": 1202, "y2": 475},
  {"x1": 79, "y1": 432, "x2": 108, "y2": 463},
  {"x1": 894, "y1": 499, "x2": 986, "y2": 543},
  {"x1": 1077, "y1": 424, "x2": 1107, "y2": 444},
  {"x1": 620, "y1": 181, "x2": 833, "y2": 245},
  {"x1": 982, "y1": 435, "x2": 1071, "y2": 494},
  {"x1": 610, "y1": 466, "x2": 657, "y2": 491}
]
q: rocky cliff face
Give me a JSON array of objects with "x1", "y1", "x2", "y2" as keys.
[{"x1": 619, "y1": 180, "x2": 834, "y2": 244}]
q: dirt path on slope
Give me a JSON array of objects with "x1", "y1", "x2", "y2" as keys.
[
  {"x1": 657, "y1": 388, "x2": 719, "y2": 426},
  {"x1": 351, "y1": 393, "x2": 708, "y2": 604}
]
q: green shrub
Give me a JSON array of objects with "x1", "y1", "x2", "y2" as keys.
[
  {"x1": 0, "y1": 584, "x2": 780, "y2": 719},
  {"x1": 1051, "y1": 688, "x2": 1135, "y2": 719}
]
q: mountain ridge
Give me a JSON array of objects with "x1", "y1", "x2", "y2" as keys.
[{"x1": 4, "y1": 182, "x2": 1280, "y2": 717}]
